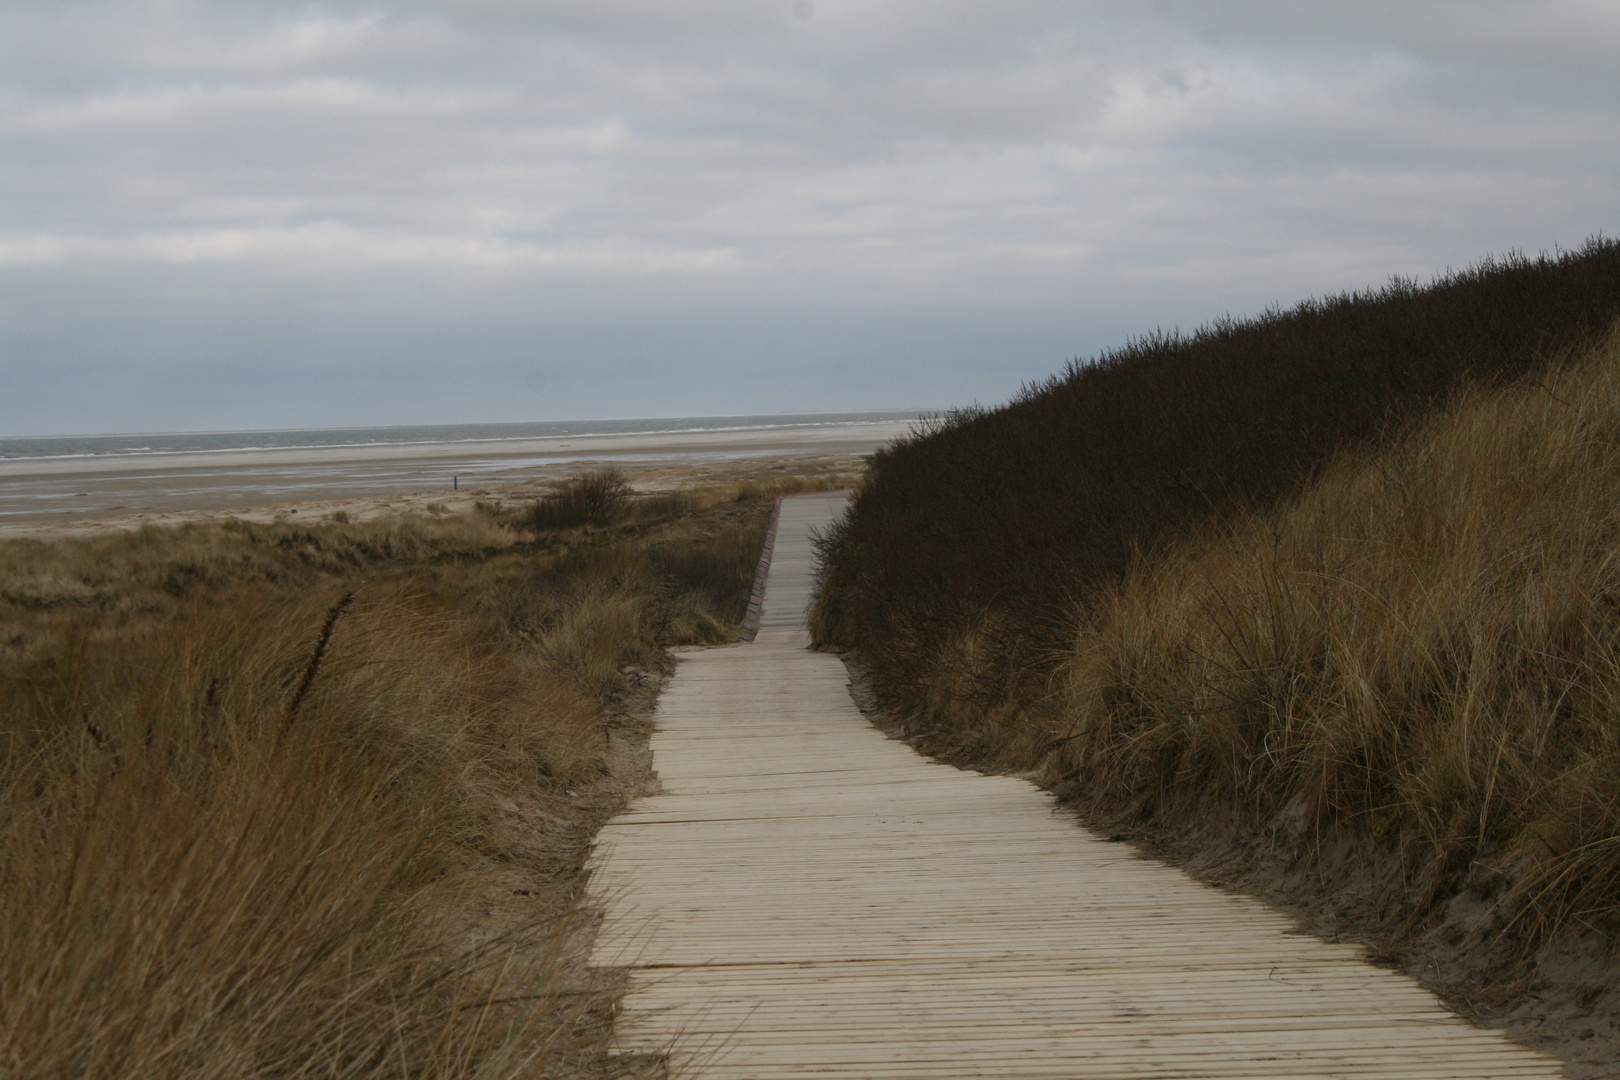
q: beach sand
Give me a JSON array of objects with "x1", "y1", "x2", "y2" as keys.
[{"x1": 0, "y1": 421, "x2": 910, "y2": 540}]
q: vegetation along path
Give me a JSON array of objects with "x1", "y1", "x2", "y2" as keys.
[{"x1": 588, "y1": 493, "x2": 1563, "y2": 1079}]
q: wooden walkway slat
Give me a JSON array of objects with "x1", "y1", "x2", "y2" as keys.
[{"x1": 588, "y1": 493, "x2": 1562, "y2": 1078}]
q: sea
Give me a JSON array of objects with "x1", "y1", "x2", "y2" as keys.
[
  {"x1": 0, "y1": 411, "x2": 921, "y2": 522},
  {"x1": 0, "y1": 412, "x2": 920, "y2": 464}
]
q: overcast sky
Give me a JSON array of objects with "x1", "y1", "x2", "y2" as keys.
[{"x1": 3, "y1": 1, "x2": 1617, "y2": 435}]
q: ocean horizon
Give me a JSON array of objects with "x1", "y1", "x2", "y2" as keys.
[
  {"x1": 0, "y1": 410, "x2": 924, "y2": 464},
  {"x1": 0, "y1": 410, "x2": 922, "y2": 522}
]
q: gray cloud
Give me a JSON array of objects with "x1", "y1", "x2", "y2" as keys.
[{"x1": 2, "y1": 1, "x2": 1616, "y2": 433}]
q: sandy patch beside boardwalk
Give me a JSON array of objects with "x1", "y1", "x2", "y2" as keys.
[{"x1": 0, "y1": 420, "x2": 906, "y2": 540}]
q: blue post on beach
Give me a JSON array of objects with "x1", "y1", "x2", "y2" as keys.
[{"x1": 453, "y1": 476, "x2": 458, "y2": 491}]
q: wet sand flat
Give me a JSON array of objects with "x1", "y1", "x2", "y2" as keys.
[{"x1": 0, "y1": 420, "x2": 909, "y2": 537}]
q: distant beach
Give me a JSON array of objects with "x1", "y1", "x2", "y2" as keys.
[{"x1": 0, "y1": 412, "x2": 917, "y2": 537}]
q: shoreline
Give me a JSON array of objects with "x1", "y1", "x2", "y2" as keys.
[
  {"x1": 0, "y1": 423, "x2": 892, "y2": 540},
  {"x1": 0, "y1": 420, "x2": 913, "y2": 479}
]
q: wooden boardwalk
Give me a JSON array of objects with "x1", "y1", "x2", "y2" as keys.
[{"x1": 588, "y1": 494, "x2": 1563, "y2": 1079}]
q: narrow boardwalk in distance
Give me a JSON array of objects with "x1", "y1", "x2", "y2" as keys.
[{"x1": 588, "y1": 493, "x2": 1561, "y2": 1079}]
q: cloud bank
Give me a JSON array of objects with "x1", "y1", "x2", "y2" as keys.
[{"x1": 3, "y1": 1, "x2": 1616, "y2": 433}]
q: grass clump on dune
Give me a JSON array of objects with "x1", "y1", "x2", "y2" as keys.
[
  {"x1": 520, "y1": 469, "x2": 635, "y2": 531},
  {"x1": 1045, "y1": 331, "x2": 1620, "y2": 949},
  {"x1": 0, "y1": 482, "x2": 783, "y2": 1079}
]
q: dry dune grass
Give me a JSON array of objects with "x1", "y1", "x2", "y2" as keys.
[
  {"x1": 710, "y1": 474, "x2": 859, "y2": 502},
  {"x1": 871, "y1": 332, "x2": 1620, "y2": 971},
  {"x1": 814, "y1": 240, "x2": 1620, "y2": 685},
  {"x1": 811, "y1": 243, "x2": 1620, "y2": 973},
  {"x1": 0, "y1": 513, "x2": 518, "y2": 619},
  {"x1": 810, "y1": 246, "x2": 1620, "y2": 1061},
  {"x1": 516, "y1": 467, "x2": 855, "y2": 540},
  {"x1": 1044, "y1": 331, "x2": 1620, "y2": 949},
  {"x1": 0, "y1": 486, "x2": 780, "y2": 1079}
]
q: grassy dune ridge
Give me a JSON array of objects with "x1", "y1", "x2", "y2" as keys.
[
  {"x1": 815, "y1": 239, "x2": 1620, "y2": 657},
  {"x1": 813, "y1": 242, "x2": 1620, "y2": 1045},
  {"x1": 1056, "y1": 332, "x2": 1620, "y2": 941},
  {"x1": 0, "y1": 477, "x2": 821, "y2": 1078}
]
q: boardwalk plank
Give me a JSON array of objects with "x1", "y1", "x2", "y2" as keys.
[{"x1": 587, "y1": 493, "x2": 1563, "y2": 1078}]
